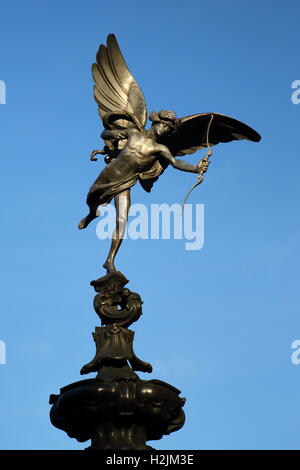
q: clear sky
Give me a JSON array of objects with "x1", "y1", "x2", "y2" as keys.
[{"x1": 0, "y1": 0, "x2": 299, "y2": 450}]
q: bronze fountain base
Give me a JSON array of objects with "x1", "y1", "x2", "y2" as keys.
[{"x1": 49, "y1": 272, "x2": 185, "y2": 450}]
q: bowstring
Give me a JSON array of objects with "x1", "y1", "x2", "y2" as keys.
[{"x1": 181, "y1": 114, "x2": 214, "y2": 212}]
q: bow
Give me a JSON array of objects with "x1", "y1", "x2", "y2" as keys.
[{"x1": 182, "y1": 114, "x2": 214, "y2": 211}]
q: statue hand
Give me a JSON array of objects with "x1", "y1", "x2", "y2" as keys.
[
  {"x1": 197, "y1": 156, "x2": 210, "y2": 174},
  {"x1": 118, "y1": 131, "x2": 127, "y2": 140}
]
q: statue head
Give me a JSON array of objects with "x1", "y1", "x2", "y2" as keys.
[{"x1": 149, "y1": 110, "x2": 177, "y2": 138}]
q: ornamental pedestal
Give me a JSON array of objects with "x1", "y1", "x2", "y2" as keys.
[{"x1": 49, "y1": 271, "x2": 185, "y2": 450}]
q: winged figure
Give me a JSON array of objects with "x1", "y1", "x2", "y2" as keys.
[{"x1": 78, "y1": 34, "x2": 261, "y2": 273}]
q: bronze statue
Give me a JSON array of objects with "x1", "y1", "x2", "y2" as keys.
[
  {"x1": 78, "y1": 34, "x2": 261, "y2": 273},
  {"x1": 50, "y1": 34, "x2": 262, "y2": 451}
]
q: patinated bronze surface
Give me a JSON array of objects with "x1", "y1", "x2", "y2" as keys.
[
  {"x1": 78, "y1": 34, "x2": 261, "y2": 273},
  {"x1": 50, "y1": 272, "x2": 185, "y2": 450},
  {"x1": 50, "y1": 34, "x2": 261, "y2": 451},
  {"x1": 50, "y1": 377, "x2": 185, "y2": 450}
]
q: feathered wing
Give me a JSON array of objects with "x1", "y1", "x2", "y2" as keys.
[
  {"x1": 139, "y1": 112, "x2": 261, "y2": 192},
  {"x1": 92, "y1": 34, "x2": 147, "y2": 130},
  {"x1": 161, "y1": 112, "x2": 261, "y2": 157}
]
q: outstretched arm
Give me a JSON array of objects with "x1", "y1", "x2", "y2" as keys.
[{"x1": 157, "y1": 145, "x2": 199, "y2": 173}]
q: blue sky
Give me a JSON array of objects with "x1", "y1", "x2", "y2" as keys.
[{"x1": 0, "y1": 0, "x2": 299, "y2": 450}]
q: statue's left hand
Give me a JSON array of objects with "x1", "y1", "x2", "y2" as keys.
[{"x1": 197, "y1": 156, "x2": 210, "y2": 174}]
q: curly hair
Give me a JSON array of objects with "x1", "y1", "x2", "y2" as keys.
[
  {"x1": 158, "y1": 110, "x2": 177, "y2": 122},
  {"x1": 149, "y1": 110, "x2": 178, "y2": 134}
]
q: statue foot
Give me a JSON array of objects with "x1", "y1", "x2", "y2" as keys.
[
  {"x1": 78, "y1": 216, "x2": 89, "y2": 230},
  {"x1": 103, "y1": 260, "x2": 116, "y2": 273},
  {"x1": 78, "y1": 213, "x2": 96, "y2": 230}
]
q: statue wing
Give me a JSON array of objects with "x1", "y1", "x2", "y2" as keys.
[
  {"x1": 161, "y1": 112, "x2": 261, "y2": 156},
  {"x1": 92, "y1": 34, "x2": 147, "y2": 130}
]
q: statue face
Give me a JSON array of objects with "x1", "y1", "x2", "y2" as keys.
[{"x1": 153, "y1": 121, "x2": 173, "y2": 138}]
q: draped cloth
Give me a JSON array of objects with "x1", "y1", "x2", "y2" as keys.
[
  {"x1": 87, "y1": 159, "x2": 166, "y2": 206},
  {"x1": 87, "y1": 173, "x2": 140, "y2": 206}
]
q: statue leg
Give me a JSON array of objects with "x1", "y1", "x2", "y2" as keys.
[
  {"x1": 78, "y1": 209, "x2": 99, "y2": 229},
  {"x1": 103, "y1": 189, "x2": 131, "y2": 273},
  {"x1": 78, "y1": 185, "x2": 102, "y2": 230}
]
